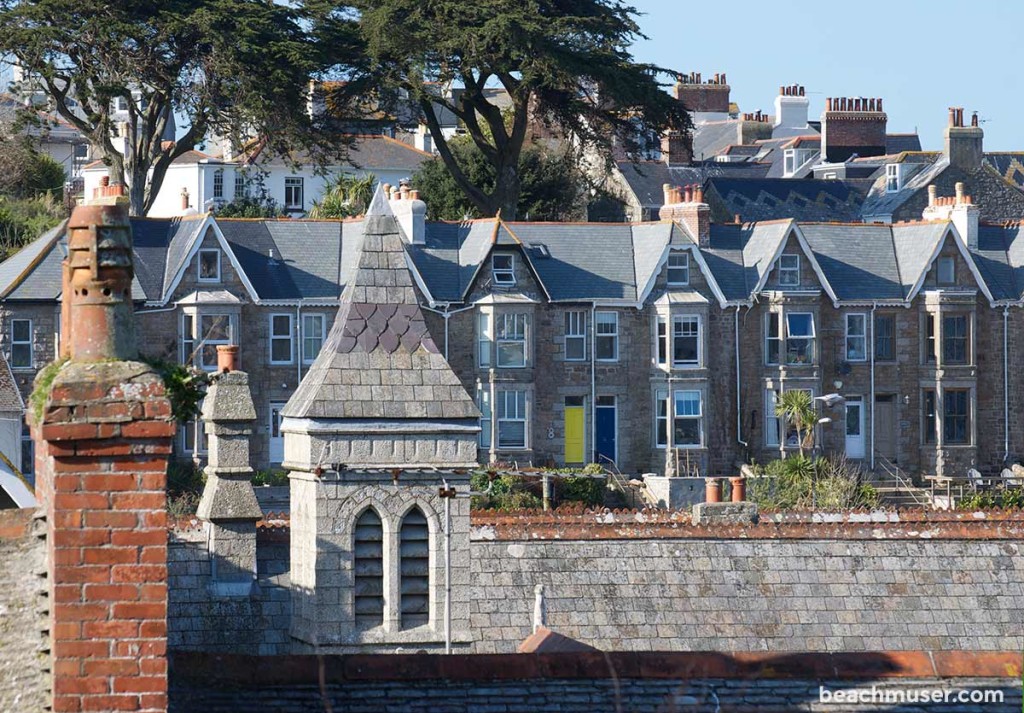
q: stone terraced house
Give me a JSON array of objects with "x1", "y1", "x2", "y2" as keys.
[{"x1": 3, "y1": 172, "x2": 1024, "y2": 480}]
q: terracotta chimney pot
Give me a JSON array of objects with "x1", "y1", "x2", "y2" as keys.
[
  {"x1": 216, "y1": 344, "x2": 239, "y2": 373},
  {"x1": 705, "y1": 478, "x2": 723, "y2": 504},
  {"x1": 729, "y1": 476, "x2": 746, "y2": 503}
]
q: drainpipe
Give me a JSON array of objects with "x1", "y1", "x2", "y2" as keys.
[
  {"x1": 295, "y1": 304, "x2": 302, "y2": 385},
  {"x1": 590, "y1": 302, "x2": 597, "y2": 463},
  {"x1": 1004, "y1": 305, "x2": 1010, "y2": 463},
  {"x1": 442, "y1": 478, "x2": 452, "y2": 654},
  {"x1": 870, "y1": 302, "x2": 877, "y2": 470},
  {"x1": 421, "y1": 303, "x2": 475, "y2": 360},
  {"x1": 734, "y1": 306, "x2": 748, "y2": 448}
]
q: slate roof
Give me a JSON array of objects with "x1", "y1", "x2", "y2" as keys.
[
  {"x1": 706, "y1": 177, "x2": 865, "y2": 223},
  {"x1": 886, "y1": 134, "x2": 923, "y2": 154},
  {"x1": 0, "y1": 352, "x2": 24, "y2": 413},
  {"x1": 614, "y1": 160, "x2": 770, "y2": 211},
  {"x1": 241, "y1": 134, "x2": 431, "y2": 173},
  {"x1": 282, "y1": 189, "x2": 478, "y2": 420}
]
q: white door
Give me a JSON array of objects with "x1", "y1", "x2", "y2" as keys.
[
  {"x1": 269, "y1": 402, "x2": 286, "y2": 464},
  {"x1": 845, "y1": 397, "x2": 865, "y2": 459}
]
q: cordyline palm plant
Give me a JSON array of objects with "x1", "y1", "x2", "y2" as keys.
[
  {"x1": 308, "y1": 173, "x2": 376, "y2": 219},
  {"x1": 775, "y1": 389, "x2": 816, "y2": 457}
]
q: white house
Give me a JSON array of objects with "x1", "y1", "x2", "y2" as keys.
[{"x1": 82, "y1": 134, "x2": 432, "y2": 217}]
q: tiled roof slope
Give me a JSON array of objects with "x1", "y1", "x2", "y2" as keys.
[
  {"x1": 282, "y1": 189, "x2": 478, "y2": 420},
  {"x1": 706, "y1": 177, "x2": 865, "y2": 223},
  {"x1": 614, "y1": 161, "x2": 770, "y2": 210}
]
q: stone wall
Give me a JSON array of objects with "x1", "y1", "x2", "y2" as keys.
[
  {"x1": 0, "y1": 509, "x2": 46, "y2": 713},
  {"x1": 168, "y1": 527, "x2": 292, "y2": 655},
  {"x1": 167, "y1": 512, "x2": 1024, "y2": 656},
  {"x1": 168, "y1": 651, "x2": 1022, "y2": 713}
]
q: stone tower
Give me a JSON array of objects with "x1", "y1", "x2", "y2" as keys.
[{"x1": 282, "y1": 187, "x2": 479, "y2": 651}]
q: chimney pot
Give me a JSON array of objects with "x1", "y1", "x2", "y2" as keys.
[
  {"x1": 216, "y1": 344, "x2": 239, "y2": 373},
  {"x1": 955, "y1": 182, "x2": 965, "y2": 203},
  {"x1": 181, "y1": 187, "x2": 189, "y2": 211},
  {"x1": 721, "y1": 73, "x2": 726, "y2": 84},
  {"x1": 694, "y1": 186, "x2": 704, "y2": 203},
  {"x1": 410, "y1": 189, "x2": 420, "y2": 201},
  {"x1": 780, "y1": 85, "x2": 785, "y2": 96},
  {"x1": 877, "y1": 98, "x2": 882, "y2": 112},
  {"x1": 928, "y1": 185, "x2": 937, "y2": 207},
  {"x1": 799, "y1": 86, "x2": 805, "y2": 97},
  {"x1": 735, "y1": 214, "x2": 741, "y2": 223},
  {"x1": 683, "y1": 186, "x2": 692, "y2": 203},
  {"x1": 100, "y1": 176, "x2": 110, "y2": 187},
  {"x1": 971, "y1": 111, "x2": 979, "y2": 127},
  {"x1": 825, "y1": 98, "x2": 832, "y2": 111}
]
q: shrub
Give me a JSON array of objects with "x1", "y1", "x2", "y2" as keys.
[
  {"x1": 748, "y1": 454, "x2": 878, "y2": 511},
  {"x1": 959, "y1": 487, "x2": 1024, "y2": 510},
  {"x1": 0, "y1": 192, "x2": 67, "y2": 258},
  {"x1": 558, "y1": 475, "x2": 604, "y2": 507},
  {"x1": 215, "y1": 195, "x2": 284, "y2": 218},
  {"x1": 252, "y1": 469, "x2": 289, "y2": 487}
]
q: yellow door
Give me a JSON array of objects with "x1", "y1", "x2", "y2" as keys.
[{"x1": 564, "y1": 406, "x2": 585, "y2": 464}]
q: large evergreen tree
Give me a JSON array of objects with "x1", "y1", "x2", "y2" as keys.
[
  {"x1": 0, "y1": 0, "x2": 328, "y2": 215},
  {"x1": 314, "y1": 0, "x2": 689, "y2": 220}
]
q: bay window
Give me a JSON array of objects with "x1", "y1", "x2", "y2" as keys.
[
  {"x1": 182, "y1": 312, "x2": 235, "y2": 371},
  {"x1": 654, "y1": 389, "x2": 703, "y2": 448},
  {"x1": 496, "y1": 313, "x2": 527, "y2": 367},
  {"x1": 673, "y1": 390, "x2": 702, "y2": 447},
  {"x1": 672, "y1": 315, "x2": 700, "y2": 367},
  {"x1": 942, "y1": 314, "x2": 969, "y2": 365},
  {"x1": 497, "y1": 390, "x2": 528, "y2": 449},
  {"x1": 943, "y1": 389, "x2": 970, "y2": 444},
  {"x1": 765, "y1": 388, "x2": 812, "y2": 448},
  {"x1": 478, "y1": 311, "x2": 492, "y2": 367}
]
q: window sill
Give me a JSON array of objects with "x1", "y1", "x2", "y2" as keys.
[{"x1": 269, "y1": 361, "x2": 295, "y2": 366}]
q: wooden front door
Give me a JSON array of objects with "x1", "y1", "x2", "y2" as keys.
[
  {"x1": 875, "y1": 395, "x2": 896, "y2": 461},
  {"x1": 564, "y1": 397, "x2": 585, "y2": 465}
]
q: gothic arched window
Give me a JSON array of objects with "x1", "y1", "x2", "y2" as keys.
[
  {"x1": 399, "y1": 507, "x2": 430, "y2": 628},
  {"x1": 353, "y1": 508, "x2": 384, "y2": 627}
]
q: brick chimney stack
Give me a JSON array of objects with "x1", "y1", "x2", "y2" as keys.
[
  {"x1": 944, "y1": 105, "x2": 984, "y2": 169},
  {"x1": 660, "y1": 129, "x2": 692, "y2": 166},
  {"x1": 35, "y1": 194, "x2": 174, "y2": 712},
  {"x1": 660, "y1": 183, "x2": 710, "y2": 246},
  {"x1": 820, "y1": 96, "x2": 887, "y2": 162},
  {"x1": 672, "y1": 71, "x2": 731, "y2": 117}
]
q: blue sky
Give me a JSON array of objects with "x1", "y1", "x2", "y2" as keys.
[{"x1": 629, "y1": 0, "x2": 1019, "y2": 151}]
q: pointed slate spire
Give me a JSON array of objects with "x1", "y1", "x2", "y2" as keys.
[{"x1": 282, "y1": 185, "x2": 478, "y2": 422}]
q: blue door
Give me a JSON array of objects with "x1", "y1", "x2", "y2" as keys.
[{"x1": 595, "y1": 396, "x2": 617, "y2": 466}]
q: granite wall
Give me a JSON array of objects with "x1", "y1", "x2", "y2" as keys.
[{"x1": 167, "y1": 512, "x2": 1024, "y2": 656}]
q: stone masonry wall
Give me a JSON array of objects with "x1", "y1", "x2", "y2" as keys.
[
  {"x1": 168, "y1": 528, "x2": 291, "y2": 655},
  {"x1": 167, "y1": 514, "x2": 1024, "y2": 656},
  {"x1": 0, "y1": 509, "x2": 47, "y2": 713}
]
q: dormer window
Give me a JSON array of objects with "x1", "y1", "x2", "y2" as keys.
[
  {"x1": 667, "y1": 252, "x2": 690, "y2": 286},
  {"x1": 778, "y1": 254, "x2": 800, "y2": 287},
  {"x1": 198, "y1": 249, "x2": 220, "y2": 282},
  {"x1": 885, "y1": 164, "x2": 901, "y2": 193},
  {"x1": 492, "y1": 254, "x2": 516, "y2": 286},
  {"x1": 937, "y1": 256, "x2": 955, "y2": 285}
]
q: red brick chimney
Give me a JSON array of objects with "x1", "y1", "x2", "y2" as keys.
[
  {"x1": 660, "y1": 130, "x2": 692, "y2": 166},
  {"x1": 660, "y1": 183, "x2": 710, "y2": 246},
  {"x1": 672, "y1": 71, "x2": 731, "y2": 115},
  {"x1": 34, "y1": 191, "x2": 173, "y2": 713},
  {"x1": 820, "y1": 96, "x2": 887, "y2": 162}
]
